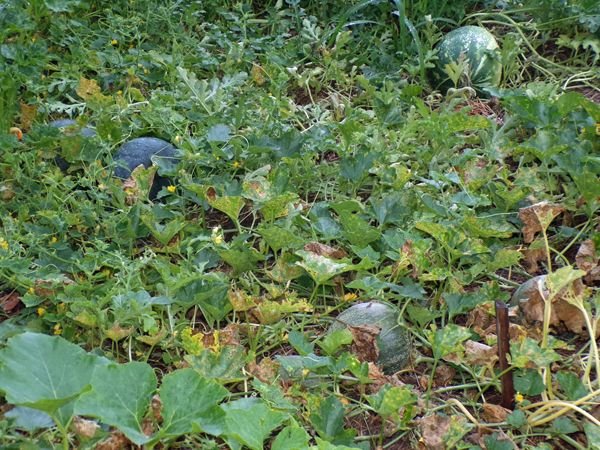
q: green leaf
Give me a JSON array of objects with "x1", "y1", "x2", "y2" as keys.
[
  {"x1": 159, "y1": 369, "x2": 228, "y2": 438},
  {"x1": 75, "y1": 362, "x2": 157, "y2": 445},
  {"x1": 0, "y1": 332, "x2": 98, "y2": 426},
  {"x1": 44, "y1": 0, "x2": 81, "y2": 12},
  {"x1": 208, "y1": 195, "x2": 245, "y2": 224},
  {"x1": 310, "y1": 395, "x2": 351, "y2": 442},
  {"x1": 549, "y1": 416, "x2": 578, "y2": 435},
  {"x1": 428, "y1": 324, "x2": 472, "y2": 361},
  {"x1": 222, "y1": 398, "x2": 288, "y2": 450},
  {"x1": 288, "y1": 331, "x2": 315, "y2": 356},
  {"x1": 445, "y1": 291, "x2": 487, "y2": 320},
  {"x1": 510, "y1": 337, "x2": 560, "y2": 368},
  {"x1": 317, "y1": 329, "x2": 353, "y2": 356},
  {"x1": 314, "y1": 438, "x2": 363, "y2": 450},
  {"x1": 487, "y1": 249, "x2": 522, "y2": 271},
  {"x1": 258, "y1": 225, "x2": 304, "y2": 253},
  {"x1": 556, "y1": 371, "x2": 588, "y2": 401},
  {"x1": 506, "y1": 409, "x2": 527, "y2": 429},
  {"x1": 584, "y1": 421, "x2": 600, "y2": 450},
  {"x1": 272, "y1": 425, "x2": 311, "y2": 450},
  {"x1": 219, "y1": 245, "x2": 266, "y2": 275},
  {"x1": 4, "y1": 407, "x2": 54, "y2": 432},
  {"x1": 484, "y1": 432, "x2": 516, "y2": 450},
  {"x1": 260, "y1": 193, "x2": 299, "y2": 222},
  {"x1": 513, "y1": 369, "x2": 545, "y2": 396},
  {"x1": 367, "y1": 385, "x2": 417, "y2": 426}
]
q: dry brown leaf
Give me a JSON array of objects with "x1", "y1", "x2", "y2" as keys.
[
  {"x1": 418, "y1": 414, "x2": 451, "y2": 450},
  {"x1": 247, "y1": 357, "x2": 279, "y2": 383},
  {"x1": 512, "y1": 276, "x2": 591, "y2": 336},
  {"x1": 303, "y1": 242, "x2": 347, "y2": 259},
  {"x1": 433, "y1": 364, "x2": 456, "y2": 387},
  {"x1": 366, "y1": 362, "x2": 389, "y2": 393},
  {"x1": 72, "y1": 416, "x2": 100, "y2": 439},
  {"x1": 464, "y1": 340, "x2": 498, "y2": 366},
  {"x1": 576, "y1": 240, "x2": 598, "y2": 273},
  {"x1": 576, "y1": 239, "x2": 600, "y2": 282},
  {"x1": 482, "y1": 403, "x2": 511, "y2": 423},
  {"x1": 466, "y1": 303, "x2": 496, "y2": 337},
  {"x1": 518, "y1": 202, "x2": 564, "y2": 243},
  {"x1": 0, "y1": 292, "x2": 21, "y2": 314},
  {"x1": 522, "y1": 244, "x2": 548, "y2": 274},
  {"x1": 151, "y1": 394, "x2": 162, "y2": 422},
  {"x1": 95, "y1": 430, "x2": 129, "y2": 450},
  {"x1": 122, "y1": 175, "x2": 140, "y2": 205},
  {"x1": 348, "y1": 324, "x2": 380, "y2": 364}
]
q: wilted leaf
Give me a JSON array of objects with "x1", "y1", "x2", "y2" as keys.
[
  {"x1": 72, "y1": 416, "x2": 100, "y2": 439},
  {"x1": 576, "y1": 240, "x2": 600, "y2": 282},
  {"x1": 482, "y1": 403, "x2": 511, "y2": 423},
  {"x1": 246, "y1": 357, "x2": 279, "y2": 383},
  {"x1": 76, "y1": 362, "x2": 157, "y2": 445},
  {"x1": 76, "y1": 77, "x2": 102, "y2": 100},
  {"x1": 295, "y1": 250, "x2": 353, "y2": 285},
  {"x1": 19, "y1": 103, "x2": 37, "y2": 131},
  {"x1": 0, "y1": 291, "x2": 21, "y2": 313},
  {"x1": 94, "y1": 430, "x2": 129, "y2": 450},
  {"x1": 464, "y1": 340, "x2": 498, "y2": 366},
  {"x1": 518, "y1": 202, "x2": 564, "y2": 243},
  {"x1": 347, "y1": 324, "x2": 380, "y2": 364},
  {"x1": 304, "y1": 242, "x2": 347, "y2": 259},
  {"x1": 418, "y1": 414, "x2": 451, "y2": 450}
]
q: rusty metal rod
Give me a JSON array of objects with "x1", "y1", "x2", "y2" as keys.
[{"x1": 496, "y1": 301, "x2": 515, "y2": 410}]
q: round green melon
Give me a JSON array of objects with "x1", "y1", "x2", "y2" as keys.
[
  {"x1": 328, "y1": 302, "x2": 410, "y2": 374},
  {"x1": 432, "y1": 25, "x2": 502, "y2": 93}
]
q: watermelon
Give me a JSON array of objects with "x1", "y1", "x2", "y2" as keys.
[
  {"x1": 113, "y1": 137, "x2": 180, "y2": 199},
  {"x1": 432, "y1": 25, "x2": 502, "y2": 93},
  {"x1": 328, "y1": 302, "x2": 411, "y2": 374},
  {"x1": 49, "y1": 119, "x2": 96, "y2": 138}
]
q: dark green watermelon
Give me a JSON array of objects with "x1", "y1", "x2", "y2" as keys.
[
  {"x1": 328, "y1": 301, "x2": 411, "y2": 374},
  {"x1": 432, "y1": 26, "x2": 502, "y2": 93},
  {"x1": 113, "y1": 137, "x2": 180, "y2": 199}
]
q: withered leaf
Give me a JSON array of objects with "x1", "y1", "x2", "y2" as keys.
[
  {"x1": 95, "y1": 430, "x2": 129, "y2": 450},
  {"x1": 518, "y1": 202, "x2": 564, "y2": 243},
  {"x1": 482, "y1": 403, "x2": 511, "y2": 423},
  {"x1": 19, "y1": 103, "x2": 37, "y2": 131},
  {"x1": 72, "y1": 416, "x2": 100, "y2": 439},
  {"x1": 247, "y1": 357, "x2": 279, "y2": 383},
  {"x1": 348, "y1": 324, "x2": 380, "y2": 364},
  {"x1": 576, "y1": 240, "x2": 600, "y2": 282},
  {"x1": 418, "y1": 414, "x2": 451, "y2": 450},
  {"x1": 76, "y1": 77, "x2": 102, "y2": 100},
  {"x1": 303, "y1": 242, "x2": 347, "y2": 259},
  {"x1": 0, "y1": 292, "x2": 21, "y2": 314},
  {"x1": 464, "y1": 340, "x2": 498, "y2": 366}
]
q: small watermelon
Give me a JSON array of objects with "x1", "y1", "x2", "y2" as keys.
[
  {"x1": 432, "y1": 25, "x2": 502, "y2": 93},
  {"x1": 328, "y1": 302, "x2": 411, "y2": 374},
  {"x1": 113, "y1": 137, "x2": 180, "y2": 199},
  {"x1": 49, "y1": 119, "x2": 96, "y2": 138}
]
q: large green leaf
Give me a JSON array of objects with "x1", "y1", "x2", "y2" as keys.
[
  {"x1": 159, "y1": 369, "x2": 228, "y2": 438},
  {"x1": 222, "y1": 398, "x2": 288, "y2": 450},
  {"x1": 272, "y1": 425, "x2": 311, "y2": 450},
  {"x1": 75, "y1": 361, "x2": 157, "y2": 445},
  {"x1": 0, "y1": 332, "x2": 98, "y2": 426}
]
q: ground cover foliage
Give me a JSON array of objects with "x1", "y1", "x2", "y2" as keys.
[{"x1": 0, "y1": 0, "x2": 599, "y2": 448}]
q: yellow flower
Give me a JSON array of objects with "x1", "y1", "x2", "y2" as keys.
[
  {"x1": 53, "y1": 323, "x2": 62, "y2": 335},
  {"x1": 28, "y1": 287, "x2": 35, "y2": 294},
  {"x1": 37, "y1": 307, "x2": 46, "y2": 317},
  {"x1": 0, "y1": 238, "x2": 8, "y2": 250},
  {"x1": 167, "y1": 185, "x2": 176, "y2": 193},
  {"x1": 111, "y1": 39, "x2": 118, "y2": 46},
  {"x1": 342, "y1": 292, "x2": 358, "y2": 302},
  {"x1": 174, "y1": 135, "x2": 182, "y2": 144},
  {"x1": 596, "y1": 122, "x2": 600, "y2": 136},
  {"x1": 50, "y1": 236, "x2": 58, "y2": 244},
  {"x1": 515, "y1": 392, "x2": 524, "y2": 404},
  {"x1": 232, "y1": 161, "x2": 242, "y2": 169}
]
